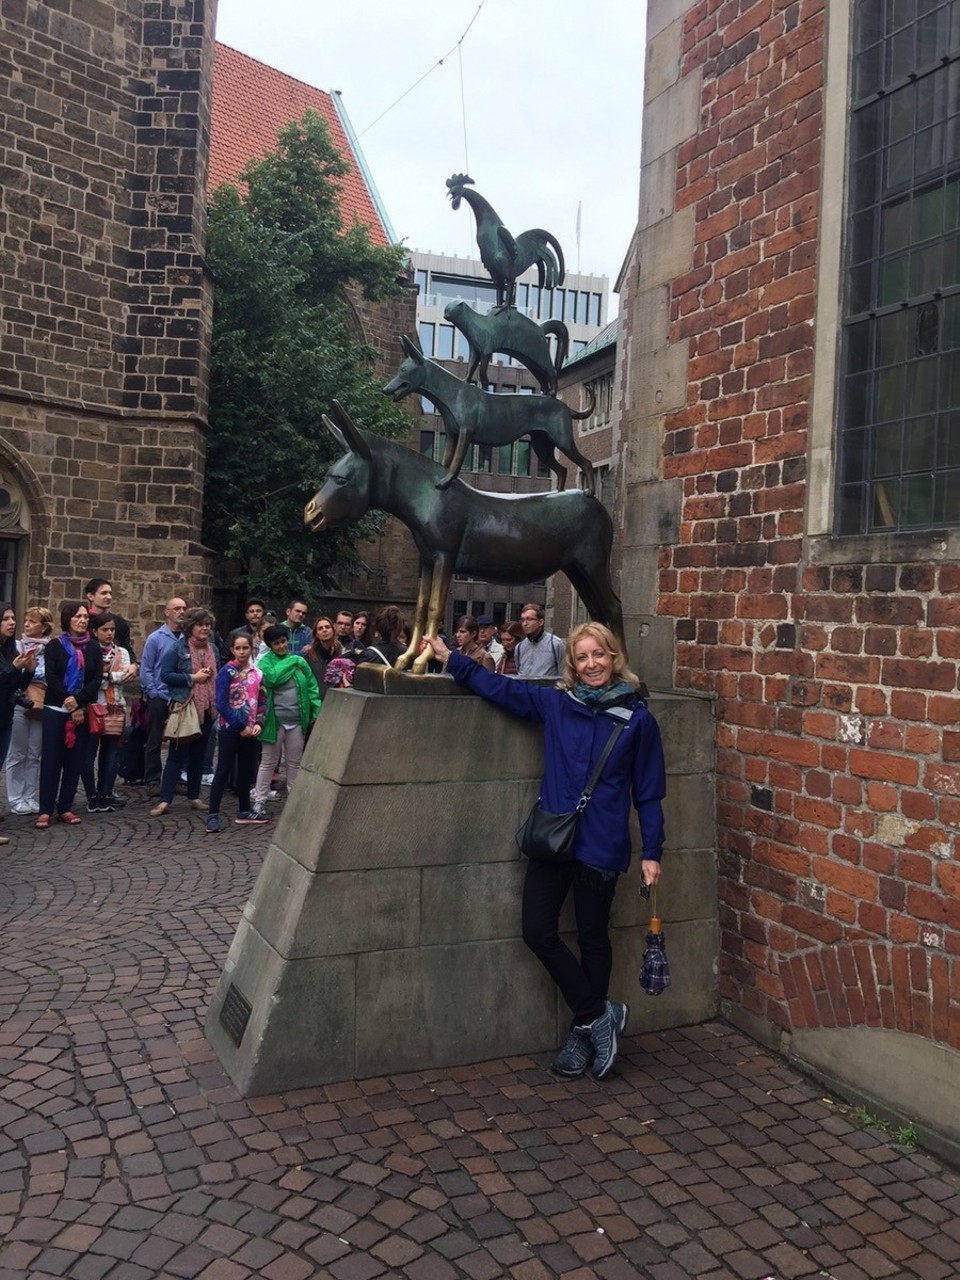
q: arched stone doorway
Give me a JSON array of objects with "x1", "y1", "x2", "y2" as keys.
[{"x1": 0, "y1": 452, "x2": 48, "y2": 615}]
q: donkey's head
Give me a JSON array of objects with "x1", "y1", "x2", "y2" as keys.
[
  {"x1": 304, "y1": 401, "x2": 373, "y2": 534},
  {"x1": 382, "y1": 334, "x2": 426, "y2": 402}
]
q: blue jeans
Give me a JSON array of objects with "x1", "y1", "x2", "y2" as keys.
[
  {"x1": 81, "y1": 733, "x2": 121, "y2": 800},
  {"x1": 159, "y1": 713, "x2": 214, "y2": 803}
]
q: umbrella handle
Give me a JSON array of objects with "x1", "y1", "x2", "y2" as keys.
[{"x1": 648, "y1": 884, "x2": 661, "y2": 933}]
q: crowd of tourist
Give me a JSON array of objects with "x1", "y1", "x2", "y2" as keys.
[
  {"x1": 1, "y1": 582, "x2": 665, "y2": 1080},
  {"x1": 0, "y1": 581, "x2": 566, "y2": 846}
]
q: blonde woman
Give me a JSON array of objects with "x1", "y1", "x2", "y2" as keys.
[{"x1": 427, "y1": 622, "x2": 666, "y2": 1081}]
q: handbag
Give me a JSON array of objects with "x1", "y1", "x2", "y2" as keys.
[
  {"x1": 24, "y1": 682, "x2": 45, "y2": 718},
  {"x1": 87, "y1": 702, "x2": 107, "y2": 735},
  {"x1": 103, "y1": 704, "x2": 125, "y2": 736},
  {"x1": 516, "y1": 721, "x2": 628, "y2": 862},
  {"x1": 101, "y1": 659, "x2": 125, "y2": 736},
  {"x1": 163, "y1": 695, "x2": 201, "y2": 745}
]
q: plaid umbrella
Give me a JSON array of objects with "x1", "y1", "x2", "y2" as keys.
[{"x1": 639, "y1": 885, "x2": 672, "y2": 996}]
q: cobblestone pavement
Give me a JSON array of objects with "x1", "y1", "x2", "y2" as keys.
[{"x1": 2, "y1": 787, "x2": 960, "y2": 1280}]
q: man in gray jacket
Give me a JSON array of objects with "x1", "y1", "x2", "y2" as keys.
[{"x1": 515, "y1": 603, "x2": 565, "y2": 679}]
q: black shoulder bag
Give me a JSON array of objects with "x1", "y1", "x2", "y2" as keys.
[{"x1": 515, "y1": 721, "x2": 628, "y2": 863}]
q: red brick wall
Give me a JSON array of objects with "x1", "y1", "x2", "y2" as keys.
[{"x1": 657, "y1": 1, "x2": 960, "y2": 1049}]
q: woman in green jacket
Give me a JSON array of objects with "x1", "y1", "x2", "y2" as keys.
[{"x1": 250, "y1": 625, "x2": 321, "y2": 821}]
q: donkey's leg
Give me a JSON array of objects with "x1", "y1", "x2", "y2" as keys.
[
  {"x1": 397, "y1": 561, "x2": 433, "y2": 671},
  {"x1": 413, "y1": 552, "x2": 455, "y2": 673}
]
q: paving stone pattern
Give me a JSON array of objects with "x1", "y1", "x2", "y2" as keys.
[{"x1": 2, "y1": 788, "x2": 960, "y2": 1279}]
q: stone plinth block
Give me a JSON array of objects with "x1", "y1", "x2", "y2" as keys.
[{"x1": 206, "y1": 677, "x2": 717, "y2": 1095}]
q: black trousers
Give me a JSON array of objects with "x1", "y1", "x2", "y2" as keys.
[
  {"x1": 521, "y1": 857, "x2": 619, "y2": 1027},
  {"x1": 208, "y1": 729, "x2": 259, "y2": 816}
]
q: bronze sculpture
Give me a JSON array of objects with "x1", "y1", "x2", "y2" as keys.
[
  {"x1": 383, "y1": 335, "x2": 595, "y2": 494},
  {"x1": 443, "y1": 299, "x2": 568, "y2": 396},
  {"x1": 304, "y1": 402, "x2": 623, "y2": 674},
  {"x1": 446, "y1": 174, "x2": 565, "y2": 308}
]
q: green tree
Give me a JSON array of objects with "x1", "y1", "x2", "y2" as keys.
[{"x1": 203, "y1": 109, "x2": 410, "y2": 603}]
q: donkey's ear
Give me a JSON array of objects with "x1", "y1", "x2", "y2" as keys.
[
  {"x1": 329, "y1": 399, "x2": 372, "y2": 461},
  {"x1": 400, "y1": 334, "x2": 424, "y2": 364},
  {"x1": 321, "y1": 413, "x2": 347, "y2": 451}
]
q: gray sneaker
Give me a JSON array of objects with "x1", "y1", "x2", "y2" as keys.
[
  {"x1": 608, "y1": 999, "x2": 629, "y2": 1035},
  {"x1": 588, "y1": 1004, "x2": 619, "y2": 1079},
  {"x1": 552, "y1": 1026, "x2": 594, "y2": 1077},
  {"x1": 249, "y1": 808, "x2": 270, "y2": 824}
]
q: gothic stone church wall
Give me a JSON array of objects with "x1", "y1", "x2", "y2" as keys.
[{"x1": 0, "y1": 0, "x2": 216, "y2": 643}]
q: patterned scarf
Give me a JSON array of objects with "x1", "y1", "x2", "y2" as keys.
[
  {"x1": 572, "y1": 678, "x2": 636, "y2": 710},
  {"x1": 188, "y1": 636, "x2": 217, "y2": 719},
  {"x1": 59, "y1": 632, "x2": 90, "y2": 695}
]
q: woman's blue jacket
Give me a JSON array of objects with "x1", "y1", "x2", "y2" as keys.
[
  {"x1": 446, "y1": 650, "x2": 666, "y2": 873},
  {"x1": 160, "y1": 634, "x2": 216, "y2": 703}
]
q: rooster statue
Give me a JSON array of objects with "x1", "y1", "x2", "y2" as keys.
[{"x1": 446, "y1": 174, "x2": 565, "y2": 308}]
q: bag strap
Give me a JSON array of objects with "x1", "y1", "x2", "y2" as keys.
[{"x1": 576, "y1": 720, "x2": 628, "y2": 813}]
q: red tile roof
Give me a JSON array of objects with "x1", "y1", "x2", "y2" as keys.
[{"x1": 209, "y1": 43, "x2": 390, "y2": 247}]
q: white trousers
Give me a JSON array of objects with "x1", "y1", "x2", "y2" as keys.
[
  {"x1": 5, "y1": 707, "x2": 42, "y2": 809},
  {"x1": 253, "y1": 724, "x2": 304, "y2": 807}
]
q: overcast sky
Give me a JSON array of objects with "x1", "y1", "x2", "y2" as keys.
[{"x1": 213, "y1": 0, "x2": 648, "y2": 299}]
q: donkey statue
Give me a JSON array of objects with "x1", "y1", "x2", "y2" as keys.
[
  {"x1": 443, "y1": 299, "x2": 569, "y2": 396},
  {"x1": 383, "y1": 335, "x2": 595, "y2": 494},
  {"x1": 304, "y1": 401, "x2": 624, "y2": 674}
]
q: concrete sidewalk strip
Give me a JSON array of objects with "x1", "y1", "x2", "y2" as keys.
[{"x1": 1, "y1": 788, "x2": 959, "y2": 1279}]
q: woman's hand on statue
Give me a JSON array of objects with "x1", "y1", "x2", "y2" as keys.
[{"x1": 641, "y1": 859, "x2": 661, "y2": 888}]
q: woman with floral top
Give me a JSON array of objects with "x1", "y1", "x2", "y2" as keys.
[{"x1": 205, "y1": 631, "x2": 265, "y2": 832}]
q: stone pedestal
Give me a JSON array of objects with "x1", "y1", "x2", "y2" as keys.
[{"x1": 206, "y1": 670, "x2": 718, "y2": 1095}]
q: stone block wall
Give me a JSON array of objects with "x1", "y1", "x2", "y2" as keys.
[
  {"x1": 0, "y1": 0, "x2": 216, "y2": 638},
  {"x1": 207, "y1": 677, "x2": 717, "y2": 1094},
  {"x1": 621, "y1": 0, "x2": 960, "y2": 1137}
]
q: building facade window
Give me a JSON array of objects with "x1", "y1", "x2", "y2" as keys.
[
  {"x1": 0, "y1": 537, "x2": 17, "y2": 603},
  {"x1": 437, "y1": 324, "x2": 455, "y2": 359},
  {"x1": 419, "y1": 429, "x2": 443, "y2": 462},
  {"x1": 418, "y1": 322, "x2": 435, "y2": 357},
  {"x1": 837, "y1": 0, "x2": 960, "y2": 534}
]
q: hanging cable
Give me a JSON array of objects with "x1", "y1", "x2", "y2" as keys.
[
  {"x1": 458, "y1": 41, "x2": 469, "y2": 173},
  {"x1": 356, "y1": 0, "x2": 485, "y2": 139}
]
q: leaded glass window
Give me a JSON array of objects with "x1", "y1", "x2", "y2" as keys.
[{"x1": 837, "y1": 0, "x2": 960, "y2": 533}]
